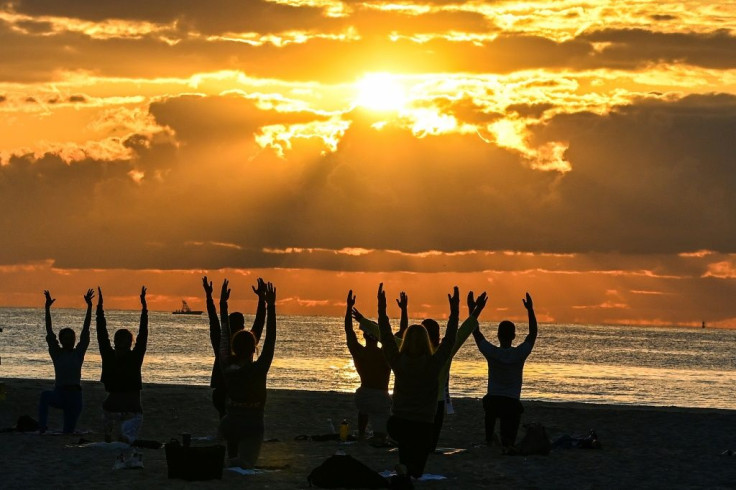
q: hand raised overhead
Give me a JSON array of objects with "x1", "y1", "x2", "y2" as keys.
[
  {"x1": 140, "y1": 286, "x2": 147, "y2": 307},
  {"x1": 252, "y1": 278, "x2": 267, "y2": 300},
  {"x1": 522, "y1": 292, "x2": 533, "y2": 311},
  {"x1": 220, "y1": 279, "x2": 230, "y2": 303},
  {"x1": 347, "y1": 290, "x2": 356, "y2": 309},
  {"x1": 351, "y1": 307, "x2": 364, "y2": 322},
  {"x1": 44, "y1": 290, "x2": 56, "y2": 309},
  {"x1": 396, "y1": 291, "x2": 408, "y2": 310},
  {"x1": 377, "y1": 283, "x2": 387, "y2": 313},
  {"x1": 448, "y1": 286, "x2": 460, "y2": 316},
  {"x1": 84, "y1": 288, "x2": 95, "y2": 306},
  {"x1": 264, "y1": 282, "x2": 276, "y2": 304},
  {"x1": 471, "y1": 292, "x2": 488, "y2": 318},
  {"x1": 202, "y1": 276, "x2": 213, "y2": 296},
  {"x1": 97, "y1": 287, "x2": 104, "y2": 307}
]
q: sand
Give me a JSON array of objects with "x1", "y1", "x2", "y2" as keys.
[{"x1": 1, "y1": 378, "x2": 735, "y2": 489}]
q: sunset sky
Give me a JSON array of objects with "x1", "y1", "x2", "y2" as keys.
[{"x1": 1, "y1": 0, "x2": 735, "y2": 327}]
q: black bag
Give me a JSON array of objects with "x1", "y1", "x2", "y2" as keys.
[
  {"x1": 516, "y1": 422, "x2": 551, "y2": 455},
  {"x1": 16, "y1": 415, "x2": 39, "y2": 432},
  {"x1": 165, "y1": 439, "x2": 226, "y2": 481},
  {"x1": 308, "y1": 454, "x2": 388, "y2": 488}
]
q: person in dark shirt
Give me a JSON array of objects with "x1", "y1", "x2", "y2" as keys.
[
  {"x1": 218, "y1": 279, "x2": 277, "y2": 469},
  {"x1": 38, "y1": 288, "x2": 94, "y2": 434},
  {"x1": 345, "y1": 290, "x2": 391, "y2": 442},
  {"x1": 96, "y1": 286, "x2": 148, "y2": 443},
  {"x1": 202, "y1": 276, "x2": 266, "y2": 419}
]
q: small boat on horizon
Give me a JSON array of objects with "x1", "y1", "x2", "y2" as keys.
[{"x1": 172, "y1": 300, "x2": 203, "y2": 315}]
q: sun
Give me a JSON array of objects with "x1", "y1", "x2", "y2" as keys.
[{"x1": 354, "y1": 73, "x2": 408, "y2": 112}]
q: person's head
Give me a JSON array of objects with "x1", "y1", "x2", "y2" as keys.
[
  {"x1": 421, "y1": 319, "x2": 440, "y2": 348},
  {"x1": 497, "y1": 320, "x2": 516, "y2": 346},
  {"x1": 399, "y1": 324, "x2": 433, "y2": 357},
  {"x1": 232, "y1": 330, "x2": 256, "y2": 360},
  {"x1": 229, "y1": 312, "x2": 245, "y2": 333},
  {"x1": 363, "y1": 331, "x2": 378, "y2": 347},
  {"x1": 59, "y1": 328, "x2": 75, "y2": 350},
  {"x1": 114, "y1": 329, "x2": 133, "y2": 351}
]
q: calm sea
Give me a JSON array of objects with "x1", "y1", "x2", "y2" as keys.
[{"x1": 1, "y1": 308, "x2": 735, "y2": 410}]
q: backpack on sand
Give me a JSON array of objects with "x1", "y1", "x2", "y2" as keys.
[{"x1": 308, "y1": 454, "x2": 388, "y2": 488}]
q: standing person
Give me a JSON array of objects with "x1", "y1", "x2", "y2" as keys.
[
  {"x1": 344, "y1": 290, "x2": 391, "y2": 443},
  {"x1": 218, "y1": 279, "x2": 277, "y2": 469},
  {"x1": 38, "y1": 289, "x2": 94, "y2": 434},
  {"x1": 96, "y1": 286, "x2": 148, "y2": 444},
  {"x1": 203, "y1": 276, "x2": 267, "y2": 419},
  {"x1": 473, "y1": 292, "x2": 537, "y2": 452},
  {"x1": 377, "y1": 283, "x2": 458, "y2": 479}
]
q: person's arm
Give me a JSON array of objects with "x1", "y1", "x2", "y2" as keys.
[
  {"x1": 203, "y1": 276, "x2": 220, "y2": 354},
  {"x1": 453, "y1": 291, "x2": 488, "y2": 355},
  {"x1": 523, "y1": 292, "x2": 537, "y2": 347},
  {"x1": 250, "y1": 278, "x2": 267, "y2": 343},
  {"x1": 218, "y1": 279, "x2": 232, "y2": 363},
  {"x1": 257, "y1": 282, "x2": 277, "y2": 371},
  {"x1": 77, "y1": 289, "x2": 94, "y2": 354},
  {"x1": 43, "y1": 290, "x2": 59, "y2": 354},
  {"x1": 396, "y1": 292, "x2": 408, "y2": 338},
  {"x1": 134, "y1": 286, "x2": 148, "y2": 357},
  {"x1": 345, "y1": 290, "x2": 360, "y2": 355},
  {"x1": 434, "y1": 287, "x2": 459, "y2": 361},
  {"x1": 377, "y1": 284, "x2": 398, "y2": 362},
  {"x1": 96, "y1": 287, "x2": 113, "y2": 355}
]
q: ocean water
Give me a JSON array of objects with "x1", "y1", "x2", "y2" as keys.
[{"x1": 1, "y1": 307, "x2": 735, "y2": 410}]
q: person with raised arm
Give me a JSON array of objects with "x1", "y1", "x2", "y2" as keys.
[
  {"x1": 344, "y1": 290, "x2": 391, "y2": 443},
  {"x1": 378, "y1": 283, "x2": 458, "y2": 479},
  {"x1": 354, "y1": 289, "x2": 488, "y2": 452},
  {"x1": 96, "y1": 286, "x2": 148, "y2": 444},
  {"x1": 38, "y1": 288, "x2": 94, "y2": 434},
  {"x1": 203, "y1": 275, "x2": 267, "y2": 420},
  {"x1": 218, "y1": 279, "x2": 277, "y2": 469},
  {"x1": 472, "y1": 292, "x2": 538, "y2": 452}
]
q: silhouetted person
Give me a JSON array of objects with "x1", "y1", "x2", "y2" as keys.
[
  {"x1": 472, "y1": 292, "x2": 537, "y2": 451},
  {"x1": 203, "y1": 276, "x2": 266, "y2": 420},
  {"x1": 96, "y1": 286, "x2": 148, "y2": 443},
  {"x1": 377, "y1": 283, "x2": 458, "y2": 478},
  {"x1": 38, "y1": 289, "x2": 94, "y2": 434},
  {"x1": 345, "y1": 290, "x2": 391, "y2": 442},
  {"x1": 218, "y1": 279, "x2": 276, "y2": 469},
  {"x1": 356, "y1": 290, "x2": 487, "y2": 452}
]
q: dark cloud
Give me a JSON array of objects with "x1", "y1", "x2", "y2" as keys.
[{"x1": 68, "y1": 95, "x2": 86, "y2": 103}]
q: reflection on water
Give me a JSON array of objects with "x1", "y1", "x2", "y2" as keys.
[{"x1": 1, "y1": 308, "x2": 735, "y2": 409}]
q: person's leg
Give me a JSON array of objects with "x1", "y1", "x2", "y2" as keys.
[
  {"x1": 387, "y1": 416, "x2": 410, "y2": 468},
  {"x1": 62, "y1": 391, "x2": 83, "y2": 434},
  {"x1": 102, "y1": 410, "x2": 117, "y2": 442},
  {"x1": 430, "y1": 400, "x2": 444, "y2": 451},
  {"x1": 212, "y1": 388, "x2": 227, "y2": 419},
  {"x1": 498, "y1": 399, "x2": 523, "y2": 447},
  {"x1": 482, "y1": 395, "x2": 498, "y2": 445},
  {"x1": 404, "y1": 420, "x2": 434, "y2": 478},
  {"x1": 237, "y1": 431, "x2": 264, "y2": 468}
]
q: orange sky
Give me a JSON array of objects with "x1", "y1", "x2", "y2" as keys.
[{"x1": 0, "y1": 1, "x2": 735, "y2": 327}]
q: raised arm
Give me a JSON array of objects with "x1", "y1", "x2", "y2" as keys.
[
  {"x1": 96, "y1": 287, "x2": 113, "y2": 355},
  {"x1": 257, "y1": 282, "x2": 277, "y2": 371},
  {"x1": 396, "y1": 291, "x2": 408, "y2": 338},
  {"x1": 451, "y1": 291, "x2": 488, "y2": 356},
  {"x1": 203, "y1": 276, "x2": 220, "y2": 354},
  {"x1": 345, "y1": 290, "x2": 360, "y2": 355},
  {"x1": 250, "y1": 278, "x2": 267, "y2": 343},
  {"x1": 77, "y1": 288, "x2": 94, "y2": 352},
  {"x1": 434, "y1": 287, "x2": 459, "y2": 360},
  {"x1": 523, "y1": 292, "x2": 537, "y2": 347},
  {"x1": 43, "y1": 290, "x2": 59, "y2": 352},
  {"x1": 377, "y1": 284, "x2": 398, "y2": 362},
  {"x1": 218, "y1": 279, "x2": 232, "y2": 362},
  {"x1": 134, "y1": 286, "x2": 148, "y2": 356}
]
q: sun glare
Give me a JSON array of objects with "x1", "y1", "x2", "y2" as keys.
[{"x1": 355, "y1": 73, "x2": 408, "y2": 112}]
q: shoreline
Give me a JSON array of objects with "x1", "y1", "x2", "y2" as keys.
[{"x1": 1, "y1": 378, "x2": 735, "y2": 488}]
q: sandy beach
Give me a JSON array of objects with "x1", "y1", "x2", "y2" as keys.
[{"x1": 1, "y1": 378, "x2": 734, "y2": 489}]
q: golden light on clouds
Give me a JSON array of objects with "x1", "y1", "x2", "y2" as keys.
[{"x1": 0, "y1": 0, "x2": 735, "y2": 326}]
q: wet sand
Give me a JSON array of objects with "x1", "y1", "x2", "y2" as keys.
[{"x1": 1, "y1": 378, "x2": 735, "y2": 489}]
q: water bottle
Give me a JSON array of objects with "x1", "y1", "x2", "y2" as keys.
[{"x1": 339, "y1": 419, "x2": 349, "y2": 441}]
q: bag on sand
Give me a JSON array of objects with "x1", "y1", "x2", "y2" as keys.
[
  {"x1": 165, "y1": 439, "x2": 225, "y2": 481},
  {"x1": 16, "y1": 415, "x2": 39, "y2": 432},
  {"x1": 516, "y1": 422, "x2": 551, "y2": 455},
  {"x1": 308, "y1": 454, "x2": 388, "y2": 488}
]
